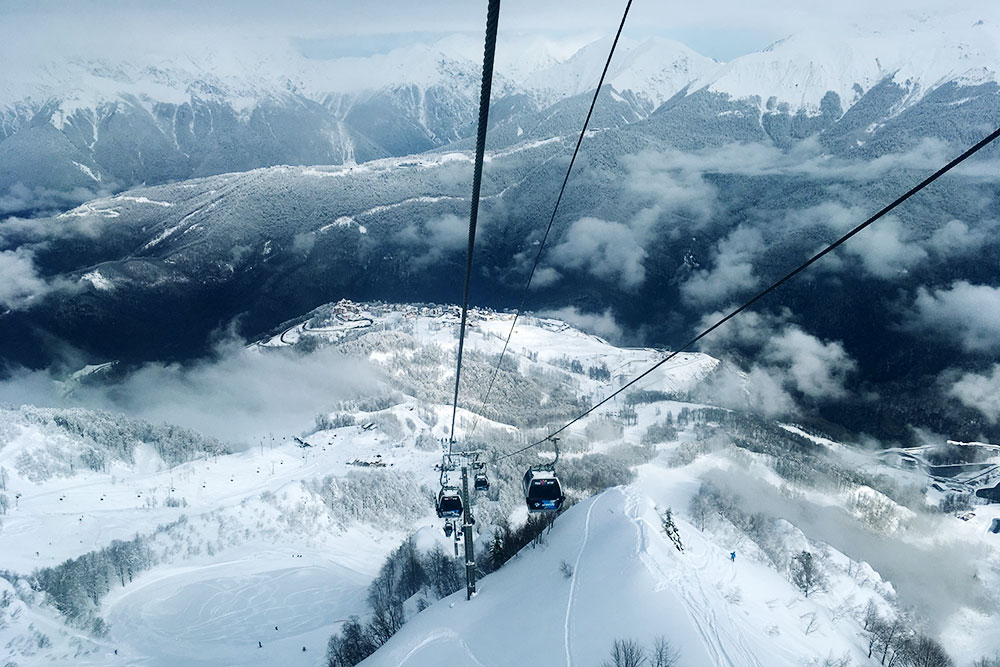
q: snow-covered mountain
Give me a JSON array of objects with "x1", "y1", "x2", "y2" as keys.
[
  {"x1": 4, "y1": 10, "x2": 999, "y2": 215},
  {"x1": 693, "y1": 10, "x2": 1000, "y2": 115},
  {"x1": 523, "y1": 36, "x2": 719, "y2": 110},
  {"x1": 1, "y1": 301, "x2": 997, "y2": 666}
]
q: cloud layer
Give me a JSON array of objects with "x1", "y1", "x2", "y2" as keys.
[
  {"x1": 908, "y1": 281, "x2": 1000, "y2": 353},
  {"x1": 0, "y1": 342, "x2": 377, "y2": 443},
  {"x1": 948, "y1": 364, "x2": 1000, "y2": 423}
]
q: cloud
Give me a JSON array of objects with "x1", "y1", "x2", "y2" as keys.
[
  {"x1": 948, "y1": 364, "x2": 1000, "y2": 423},
  {"x1": 624, "y1": 138, "x2": 961, "y2": 186},
  {"x1": 840, "y1": 216, "x2": 928, "y2": 278},
  {"x1": 530, "y1": 266, "x2": 561, "y2": 287},
  {"x1": 538, "y1": 306, "x2": 624, "y2": 342},
  {"x1": 692, "y1": 362, "x2": 797, "y2": 417},
  {"x1": 548, "y1": 216, "x2": 646, "y2": 289},
  {"x1": 0, "y1": 247, "x2": 75, "y2": 310},
  {"x1": 680, "y1": 226, "x2": 763, "y2": 304},
  {"x1": 908, "y1": 281, "x2": 1000, "y2": 353},
  {"x1": 925, "y1": 218, "x2": 997, "y2": 257},
  {"x1": 396, "y1": 213, "x2": 468, "y2": 267},
  {"x1": 696, "y1": 309, "x2": 856, "y2": 408},
  {"x1": 0, "y1": 183, "x2": 103, "y2": 217},
  {"x1": 623, "y1": 151, "x2": 717, "y2": 224},
  {"x1": 1, "y1": 211, "x2": 112, "y2": 250},
  {"x1": 0, "y1": 341, "x2": 377, "y2": 443},
  {"x1": 764, "y1": 327, "x2": 856, "y2": 399}
]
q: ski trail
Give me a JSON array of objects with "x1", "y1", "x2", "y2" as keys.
[
  {"x1": 564, "y1": 490, "x2": 604, "y2": 667},
  {"x1": 622, "y1": 487, "x2": 763, "y2": 667},
  {"x1": 397, "y1": 629, "x2": 488, "y2": 667}
]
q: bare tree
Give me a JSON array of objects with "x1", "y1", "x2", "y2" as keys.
[
  {"x1": 873, "y1": 616, "x2": 906, "y2": 666},
  {"x1": 862, "y1": 599, "x2": 879, "y2": 631},
  {"x1": 790, "y1": 551, "x2": 826, "y2": 598},
  {"x1": 651, "y1": 636, "x2": 680, "y2": 667},
  {"x1": 904, "y1": 635, "x2": 953, "y2": 667},
  {"x1": 688, "y1": 491, "x2": 711, "y2": 531},
  {"x1": 801, "y1": 611, "x2": 819, "y2": 635},
  {"x1": 603, "y1": 638, "x2": 648, "y2": 667}
]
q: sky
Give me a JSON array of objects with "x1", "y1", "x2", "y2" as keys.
[{"x1": 2, "y1": 0, "x2": 989, "y2": 62}]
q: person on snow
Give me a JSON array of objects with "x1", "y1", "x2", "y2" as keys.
[{"x1": 730, "y1": 551, "x2": 736, "y2": 562}]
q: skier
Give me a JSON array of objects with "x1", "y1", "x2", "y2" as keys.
[
  {"x1": 258, "y1": 641, "x2": 262, "y2": 648},
  {"x1": 730, "y1": 551, "x2": 736, "y2": 562},
  {"x1": 275, "y1": 626, "x2": 278, "y2": 631}
]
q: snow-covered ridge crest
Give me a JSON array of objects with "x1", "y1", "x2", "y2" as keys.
[{"x1": 692, "y1": 10, "x2": 1000, "y2": 114}]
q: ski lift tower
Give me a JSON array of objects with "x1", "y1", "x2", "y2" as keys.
[{"x1": 461, "y1": 464, "x2": 476, "y2": 599}]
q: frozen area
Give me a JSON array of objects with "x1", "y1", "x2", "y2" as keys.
[
  {"x1": 104, "y1": 555, "x2": 368, "y2": 666},
  {"x1": 1, "y1": 301, "x2": 998, "y2": 665},
  {"x1": 693, "y1": 8, "x2": 1000, "y2": 113},
  {"x1": 4, "y1": 9, "x2": 999, "y2": 125}
]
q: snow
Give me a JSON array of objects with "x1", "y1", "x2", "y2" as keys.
[
  {"x1": 81, "y1": 271, "x2": 113, "y2": 291},
  {"x1": 103, "y1": 553, "x2": 368, "y2": 666},
  {"x1": 111, "y1": 195, "x2": 173, "y2": 207},
  {"x1": 2, "y1": 300, "x2": 999, "y2": 665},
  {"x1": 4, "y1": 8, "x2": 995, "y2": 145},
  {"x1": 693, "y1": 9, "x2": 1000, "y2": 113},
  {"x1": 363, "y1": 484, "x2": 881, "y2": 667},
  {"x1": 71, "y1": 161, "x2": 100, "y2": 182},
  {"x1": 524, "y1": 36, "x2": 719, "y2": 110}
]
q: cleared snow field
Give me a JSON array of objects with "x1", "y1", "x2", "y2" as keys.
[{"x1": 103, "y1": 555, "x2": 368, "y2": 666}]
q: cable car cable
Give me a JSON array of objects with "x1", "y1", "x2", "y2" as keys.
[
  {"x1": 446, "y1": 0, "x2": 501, "y2": 456},
  {"x1": 497, "y1": 124, "x2": 1000, "y2": 461},
  {"x1": 468, "y1": 0, "x2": 634, "y2": 437}
]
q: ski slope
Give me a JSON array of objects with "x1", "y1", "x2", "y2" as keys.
[{"x1": 363, "y1": 480, "x2": 884, "y2": 667}]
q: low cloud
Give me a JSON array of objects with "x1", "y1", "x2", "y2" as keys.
[
  {"x1": 623, "y1": 151, "x2": 717, "y2": 224},
  {"x1": 625, "y1": 137, "x2": 961, "y2": 186},
  {"x1": 693, "y1": 362, "x2": 797, "y2": 417},
  {"x1": 925, "y1": 218, "x2": 997, "y2": 258},
  {"x1": 840, "y1": 216, "x2": 928, "y2": 278},
  {"x1": 680, "y1": 226, "x2": 764, "y2": 305},
  {"x1": 696, "y1": 309, "x2": 856, "y2": 410},
  {"x1": 0, "y1": 182, "x2": 103, "y2": 217},
  {"x1": 908, "y1": 281, "x2": 1000, "y2": 353},
  {"x1": 396, "y1": 213, "x2": 468, "y2": 268},
  {"x1": 0, "y1": 247, "x2": 75, "y2": 310},
  {"x1": 539, "y1": 306, "x2": 624, "y2": 342},
  {"x1": 548, "y1": 216, "x2": 646, "y2": 289},
  {"x1": 764, "y1": 327, "x2": 856, "y2": 399},
  {"x1": 0, "y1": 341, "x2": 377, "y2": 443},
  {"x1": 1, "y1": 211, "x2": 113, "y2": 249},
  {"x1": 948, "y1": 364, "x2": 1000, "y2": 423}
]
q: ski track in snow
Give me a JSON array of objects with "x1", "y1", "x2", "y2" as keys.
[
  {"x1": 563, "y1": 490, "x2": 605, "y2": 667},
  {"x1": 397, "y1": 629, "x2": 488, "y2": 667},
  {"x1": 622, "y1": 487, "x2": 763, "y2": 667}
]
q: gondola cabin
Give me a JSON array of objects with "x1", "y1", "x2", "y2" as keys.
[
  {"x1": 474, "y1": 472, "x2": 490, "y2": 492},
  {"x1": 436, "y1": 487, "x2": 463, "y2": 518},
  {"x1": 523, "y1": 469, "x2": 564, "y2": 512}
]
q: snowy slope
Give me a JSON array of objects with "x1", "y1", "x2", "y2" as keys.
[
  {"x1": 693, "y1": 9, "x2": 1000, "y2": 113},
  {"x1": 524, "y1": 36, "x2": 720, "y2": 109},
  {"x1": 2, "y1": 301, "x2": 999, "y2": 666},
  {"x1": 362, "y1": 479, "x2": 917, "y2": 667},
  {"x1": 362, "y1": 489, "x2": 765, "y2": 667}
]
